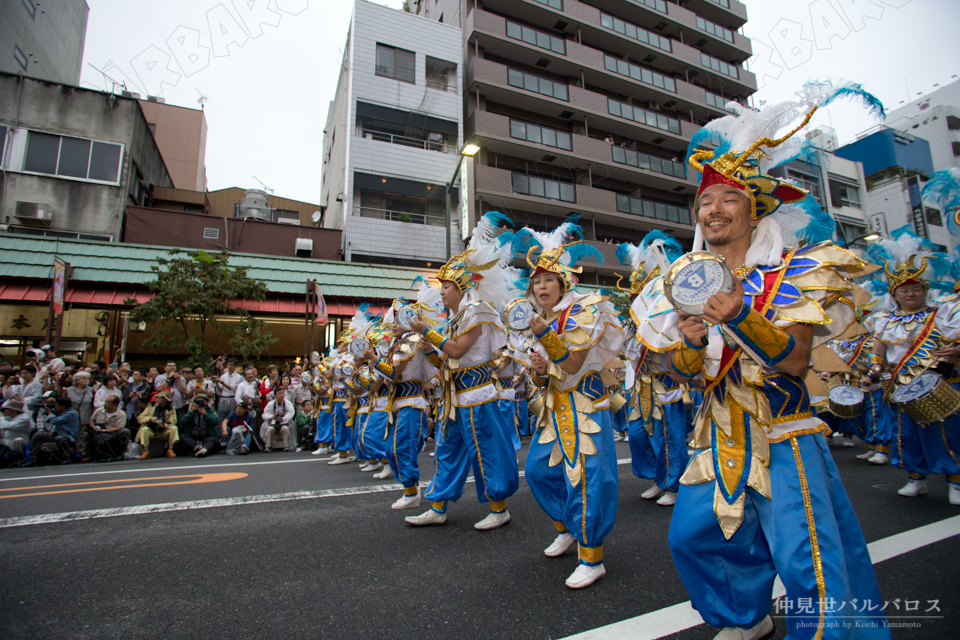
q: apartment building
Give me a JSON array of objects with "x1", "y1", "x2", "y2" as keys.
[
  {"x1": 0, "y1": 0, "x2": 88, "y2": 85},
  {"x1": 320, "y1": 0, "x2": 463, "y2": 268},
  {"x1": 416, "y1": 0, "x2": 756, "y2": 283}
]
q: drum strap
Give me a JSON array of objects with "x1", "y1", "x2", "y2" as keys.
[{"x1": 884, "y1": 312, "x2": 938, "y2": 398}]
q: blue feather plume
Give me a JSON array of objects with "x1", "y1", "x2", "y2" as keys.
[
  {"x1": 921, "y1": 169, "x2": 960, "y2": 236},
  {"x1": 616, "y1": 242, "x2": 633, "y2": 267},
  {"x1": 816, "y1": 81, "x2": 886, "y2": 120},
  {"x1": 568, "y1": 242, "x2": 604, "y2": 266},
  {"x1": 796, "y1": 195, "x2": 836, "y2": 244},
  {"x1": 640, "y1": 229, "x2": 684, "y2": 262}
]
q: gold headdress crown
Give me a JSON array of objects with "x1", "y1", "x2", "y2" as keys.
[
  {"x1": 526, "y1": 242, "x2": 584, "y2": 292},
  {"x1": 436, "y1": 249, "x2": 498, "y2": 293},
  {"x1": 615, "y1": 265, "x2": 660, "y2": 297},
  {"x1": 884, "y1": 255, "x2": 929, "y2": 294}
]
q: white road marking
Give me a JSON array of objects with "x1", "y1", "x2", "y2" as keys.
[
  {"x1": 0, "y1": 459, "x2": 634, "y2": 528},
  {"x1": 560, "y1": 514, "x2": 960, "y2": 640}
]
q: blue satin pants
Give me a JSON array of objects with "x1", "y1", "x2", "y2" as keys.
[
  {"x1": 386, "y1": 406, "x2": 426, "y2": 489},
  {"x1": 834, "y1": 389, "x2": 891, "y2": 446},
  {"x1": 628, "y1": 417, "x2": 656, "y2": 481},
  {"x1": 669, "y1": 433, "x2": 889, "y2": 638},
  {"x1": 498, "y1": 399, "x2": 522, "y2": 452},
  {"x1": 628, "y1": 401, "x2": 688, "y2": 492},
  {"x1": 329, "y1": 401, "x2": 352, "y2": 453},
  {"x1": 516, "y1": 399, "x2": 532, "y2": 437},
  {"x1": 355, "y1": 409, "x2": 388, "y2": 461},
  {"x1": 314, "y1": 409, "x2": 332, "y2": 445},
  {"x1": 890, "y1": 402, "x2": 960, "y2": 477}
]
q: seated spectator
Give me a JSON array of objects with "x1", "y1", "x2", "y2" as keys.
[
  {"x1": 68, "y1": 372, "x2": 95, "y2": 434},
  {"x1": 179, "y1": 393, "x2": 219, "y2": 457},
  {"x1": 261, "y1": 387, "x2": 294, "y2": 452},
  {"x1": 123, "y1": 368, "x2": 152, "y2": 429},
  {"x1": 222, "y1": 401, "x2": 255, "y2": 455},
  {"x1": 15, "y1": 365, "x2": 44, "y2": 410},
  {"x1": 296, "y1": 399, "x2": 315, "y2": 451},
  {"x1": 136, "y1": 391, "x2": 179, "y2": 459},
  {"x1": 0, "y1": 399, "x2": 32, "y2": 464},
  {"x1": 83, "y1": 395, "x2": 129, "y2": 462},
  {"x1": 93, "y1": 374, "x2": 123, "y2": 410},
  {"x1": 30, "y1": 396, "x2": 78, "y2": 459}
]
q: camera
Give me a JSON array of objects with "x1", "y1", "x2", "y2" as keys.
[{"x1": 195, "y1": 399, "x2": 206, "y2": 408}]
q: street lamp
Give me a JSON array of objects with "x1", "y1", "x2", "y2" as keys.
[
  {"x1": 855, "y1": 232, "x2": 882, "y2": 243},
  {"x1": 445, "y1": 139, "x2": 481, "y2": 260}
]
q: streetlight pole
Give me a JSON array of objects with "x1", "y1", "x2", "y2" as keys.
[{"x1": 444, "y1": 140, "x2": 481, "y2": 260}]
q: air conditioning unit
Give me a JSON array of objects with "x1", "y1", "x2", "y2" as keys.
[
  {"x1": 295, "y1": 238, "x2": 313, "y2": 256},
  {"x1": 128, "y1": 320, "x2": 147, "y2": 332},
  {"x1": 277, "y1": 217, "x2": 301, "y2": 226},
  {"x1": 14, "y1": 202, "x2": 53, "y2": 226},
  {"x1": 122, "y1": 91, "x2": 142, "y2": 99},
  {"x1": 146, "y1": 95, "x2": 166, "y2": 104}
]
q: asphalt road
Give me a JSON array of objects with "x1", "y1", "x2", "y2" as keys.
[{"x1": 0, "y1": 437, "x2": 958, "y2": 640}]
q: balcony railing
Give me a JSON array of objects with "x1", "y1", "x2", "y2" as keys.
[
  {"x1": 355, "y1": 206, "x2": 447, "y2": 227},
  {"x1": 355, "y1": 128, "x2": 456, "y2": 154},
  {"x1": 426, "y1": 78, "x2": 458, "y2": 92}
]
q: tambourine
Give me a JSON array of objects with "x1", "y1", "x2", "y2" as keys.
[
  {"x1": 341, "y1": 363, "x2": 355, "y2": 377},
  {"x1": 396, "y1": 306, "x2": 419, "y2": 331},
  {"x1": 300, "y1": 372, "x2": 313, "y2": 385},
  {"x1": 332, "y1": 366, "x2": 342, "y2": 378},
  {"x1": 505, "y1": 297, "x2": 536, "y2": 332},
  {"x1": 348, "y1": 338, "x2": 370, "y2": 358},
  {"x1": 663, "y1": 251, "x2": 734, "y2": 316},
  {"x1": 310, "y1": 351, "x2": 321, "y2": 365}
]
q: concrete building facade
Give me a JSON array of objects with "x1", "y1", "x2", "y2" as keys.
[
  {"x1": 416, "y1": 0, "x2": 756, "y2": 284},
  {"x1": 885, "y1": 79, "x2": 960, "y2": 172},
  {"x1": 0, "y1": 0, "x2": 88, "y2": 85},
  {"x1": 321, "y1": 0, "x2": 464, "y2": 268},
  {"x1": 137, "y1": 97, "x2": 208, "y2": 192},
  {"x1": 0, "y1": 72, "x2": 173, "y2": 241}
]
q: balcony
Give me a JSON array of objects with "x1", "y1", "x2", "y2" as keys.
[
  {"x1": 355, "y1": 128, "x2": 457, "y2": 154},
  {"x1": 466, "y1": 109, "x2": 695, "y2": 194},
  {"x1": 682, "y1": 0, "x2": 749, "y2": 29},
  {"x1": 472, "y1": 164, "x2": 694, "y2": 238},
  {"x1": 345, "y1": 207, "x2": 457, "y2": 263}
]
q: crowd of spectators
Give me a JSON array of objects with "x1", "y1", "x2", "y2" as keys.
[{"x1": 0, "y1": 347, "x2": 329, "y2": 467}]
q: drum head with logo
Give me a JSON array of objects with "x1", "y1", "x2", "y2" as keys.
[
  {"x1": 828, "y1": 385, "x2": 865, "y2": 406},
  {"x1": 396, "y1": 306, "x2": 419, "y2": 331},
  {"x1": 892, "y1": 372, "x2": 941, "y2": 404},
  {"x1": 348, "y1": 338, "x2": 370, "y2": 358},
  {"x1": 663, "y1": 252, "x2": 734, "y2": 316},
  {"x1": 341, "y1": 363, "x2": 354, "y2": 377},
  {"x1": 310, "y1": 351, "x2": 321, "y2": 365},
  {"x1": 505, "y1": 298, "x2": 536, "y2": 332}
]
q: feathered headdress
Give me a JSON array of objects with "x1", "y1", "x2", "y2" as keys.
[
  {"x1": 922, "y1": 168, "x2": 960, "y2": 236},
  {"x1": 616, "y1": 230, "x2": 684, "y2": 296},
  {"x1": 438, "y1": 212, "x2": 523, "y2": 312},
  {"x1": 384, "y1": 276, "x2": 447, "y2": 327},
  {"x1": 340, "y1": 303, "x2": 378, "y2": 344},
  {"x1": 511, "y1": 214, "x2": 604, "y2": 292},
  {"x1": 687, "y1": 80, "x2": 885, "y2": 265},
  {"x1": 862, "y1": 225, "x2": 952, "y2": 296}
]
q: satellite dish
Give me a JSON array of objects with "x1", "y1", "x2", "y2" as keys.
[{"x1": 312, "y1": 211, "x2": 322, "y2": 223}]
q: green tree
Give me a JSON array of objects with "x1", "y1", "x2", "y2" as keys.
[{"x1": 125, "y1": 250, "x2": 278, "y2": 366}]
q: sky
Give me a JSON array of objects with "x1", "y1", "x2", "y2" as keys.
[{"x1": 78, "y1": 0, "x2": 960, "y2": 204}]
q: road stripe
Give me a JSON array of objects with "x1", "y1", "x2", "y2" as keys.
[
  {"x1": 0, "y1": 458, "x2": 633, "y2": 528},
  {"x1": 560, "y1": 514, "x2": 960, "y2": 640},
  {"x1": 0, "y1": 472, "x2": 247, "y2": 499}
]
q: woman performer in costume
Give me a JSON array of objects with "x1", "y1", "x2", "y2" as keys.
[
  {"x1": 639, "y1": 81, "x2": 891, "y2": 639},
  {"x1": 618, "y1": 232, "x2": 686, "y2": 506},
  {"x1": 510, "y1": 217, "x2": 625, "y2": 589},
  {"x1": 311, "y1": 356, "x2": 335, "y2": 456},
  {"x1": 405, "y1": 212, "x2": 521, "y2": 530},
  {"x1": 355, "y1": 322, "x2": 392, "y2": 476}
]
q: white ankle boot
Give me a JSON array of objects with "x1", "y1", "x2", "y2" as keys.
[{"x1": 898, "y1": 478, "x2": 928, "y2": 497}]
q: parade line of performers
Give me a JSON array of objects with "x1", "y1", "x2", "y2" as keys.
[{"x1": 289, "y1": 83, "x2": 960, "y2": 639}]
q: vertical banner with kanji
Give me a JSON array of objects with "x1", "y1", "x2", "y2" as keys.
[
  {"x1": 316, "y1": 286, "x2": 329, "y2": 325},
  {"x1": 53, "y1": 258, "x2": 66, "y2": 316}
]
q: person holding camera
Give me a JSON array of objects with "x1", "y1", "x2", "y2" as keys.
[
  {"x1": 261, "y1": 387, "x2": 294, "y2": 452},
  {"x1": 136, "y1": 391, "x2": 179, "y2": 459},
  {"x1": 215, "y1": 357, "x2": 242, "y2": 417},
  {"x1": 186, "y1": 365, "x2": 216, "y2": 408},
  {"x1": 30, "y1": 396, "x2": 79, "y2": 459},
  {"x1": 179, "y1": 393, "x2": 220, "y2": 457},
  {"x1": 83, "y1": 395, "x2": 130, "y2": 462},
  {"x1": 222, "y1": 401, "x2": 255, "y2": 454}
]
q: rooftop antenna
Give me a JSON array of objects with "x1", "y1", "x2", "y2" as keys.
[
  {"x1": 87, "y1": 63, "x2": 127, "y2": 94},
  {"x1": 195, "y1": 87, "x2": 208, "y2": 109},
  {"x1": 253, "y1": 176, "x2": 275, "y2": 194}
]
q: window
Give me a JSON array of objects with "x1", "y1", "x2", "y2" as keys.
[
  {"x1": 22, "y1": 0, "x2": 36, "y2": 19},
  {"x1": 616, "y1": 194, "x2": 691, "y2": 225},
  {"x1": 696, "y1": 16, "x2": 735, "y2": 43},
  {"x1": 9, "y1": 226, "x2": 112, "y2": 242},
  {"x1": 600, "y1": 13, "x2": 671, "y2": 52},
  {"x1": 700, "y1": 53, "x2": 739, "y2": 79},
  {"x1": 147, "y1": 123, "x2": 156, "y2": 136},
  {"x1": 532, "y1": 0, "x2": 563, "y2": 9},
  {"x1": 829, "y1": 180, "x2": 861, "y2": 209},
  {"x1": 925, "y1": 207, "x2": 943, "y2": 227},
  {"x1": 358, "y1": 189, "x2": 446, "y2": 227},
  {"x1": 603, "y1": 55, "x2": 676, "y2": 93},
  {"x1": 787, "y1": 170, "x2": 821, "y2": 204},
  {"x1": 13, "y1": 44, "x2": 28, "y2": 71},
  {"x1": 425, "y1": 56, "x2": 457, "y2": 91},
  {"x1": 0, "y1": 125, "x2": 7, "y2": 165},
  {"x1": 507, "y1": 68, "x2": 568, "y2": 101},
  {"x1": 376, "y1": 44, "x2": 416, "y2": 84},
  {"x1": 705, "y1": 90, "x2": 737, "y2": 113},
  {"x1": 203, "y1": 228, "x2": 220, "y2": 240},
  {"x1": 22, "y1": 131, "x2": 123, "y2": 184},
  {"x1": 607, "y1": 98, "x2": 681, "y2": 135},
  {"x1": 510, "y1": 119, "x2": 572, "y2": 151},
  {"x1": 611, "y1": 145, "x2": 686, "y2": 179},
  {"x1": 512, "y1": 173, "x2": 575, "y2": 203},
  {"x1": 636, "y1": 0, "x2": 667, "y2": 12},
  {"x1": 706, "y1": 0, "x2": 731, "y2": 8},
  {"x1": 506, "y1": 21, "x2": 566, "y2": 55}
]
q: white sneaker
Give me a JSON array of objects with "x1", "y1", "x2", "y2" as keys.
[
  {"x1": 392, "y1": 488, "x2": 421, "y2": 510},
  {"x1": 623, "y1": 435, "x2": 629, "y2": 442},
  {"x1": 843, "y1": 436, "x2": 855, "y2": 448},
  {"x1": 641, "y1": 485, "x2": 664, "y2": 500},
  {"x1": 362, "y1": 462, "x2": 382, "y2": 472},
  {"x1": 950, "y1": 484, "x2": 960, "y2": 506},
  {"x1": 565, "y1": 562, "x2": 606, "y2": 589},
  {"x1": 857, "y1": 449, "x2": 877, "y2": 460},
  {"x1": 311, "y1": 446, "x2": 329, "y2": 456},
  {"x1": 713, "y1": 614, "x2": 774, "y2": 640},
  {"x1": 405, "y1": 508, "x2": 447, "y2": 526},
  {"x1": 358, "y1": 462, "x2": 371, "y2": 471},
  {"x1": 868, "y1": 452, "x2": 889, "y2": 465},
  {"x1": 657, "y1": 490, "x2": 677, "y2": 506},
  {"x1": 898, "y1": 478, "x2": 928, "y2": 497},
  {"x1": 373, "y1": 465, "x2": 393, "y2": 479},
  {"x1": 613, "y1": 433, "x2": 624, "y2": 442},
  {"x1": 544, "y1": 532, "x2": 575, "y2": 557},
  {"x1": 474, "y1": 510, "x2": 511, "y2": 531},
  {"x1": 328, "y1": 456, "x2": 353, "y2": 465}
]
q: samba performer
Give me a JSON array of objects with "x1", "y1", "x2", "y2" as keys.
[
  {"x1": 329, "y1": 307, "x2": 375, "y2": 465},
  {"x1": 638, "y1": 81, "x2": 891, "y2": 639},
  {"x1": 374, "y1": 282, "x2": 444, "y2": 509},
  {"x1": 514, "y1": 360, "x2": 532, "y2": 437},
  {"x1": 311, "y1": 355, "x2": 335, "y2": 455},
  {"x1": 508, "y1": 216, "x2": 625, "y2": 589},
  {"x1": 355, "y1": 322, "x2": 393, "y2": 476},
  {"x1": 405, "y1": 212, "x2": 522, "y2": 530},
  {"x1": 862, "y1": 227, "x2": 960, "y2": 506},
  {"x1": 618, "y1": 231, "x2": 686, "y2": 506}
]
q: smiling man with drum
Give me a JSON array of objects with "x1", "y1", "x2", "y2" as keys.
[
  {"x1": 862, "y1": 250, "x2": 960, "y2": 505},
  {"x1": 638, "y1": 83, "x2": 891, "y2": 640}
]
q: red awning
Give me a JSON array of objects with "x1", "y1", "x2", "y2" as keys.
[{"x1": 0, "y1": 281, "x2": 388, "y2": 317}]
